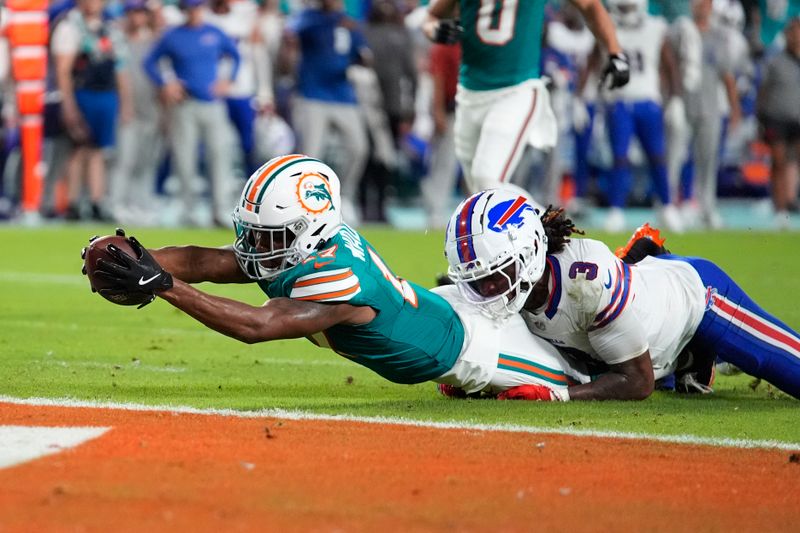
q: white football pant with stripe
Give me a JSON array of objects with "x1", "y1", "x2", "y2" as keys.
[{"x1": 454, "y1": 78, "x2": 557, "y2": 194}]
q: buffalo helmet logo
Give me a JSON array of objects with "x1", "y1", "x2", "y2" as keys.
[
  {"x1": 486, "y1": 197, "x2": 535, "y2": 233},
  {"x1": 296, "y1": 172, "x2": 334, "y2": 214}
]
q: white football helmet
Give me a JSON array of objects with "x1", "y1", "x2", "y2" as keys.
[
  {"x1": 232, "y1": 154, "x2": 342, "y2": 280},
  {"x1": 607, "y1": 0, "x2": 646, "y2": 27},
  {"x1": 445, "y1": 187, "x2": 548, "y2": 320}
]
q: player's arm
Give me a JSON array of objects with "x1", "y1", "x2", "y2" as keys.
[
  {"x1": 564, "y1": 351, "x2": 655, "y2": 400},
  {"x1": 89, "y1": 234, "x2": 376, "y2": 342},
  {"x1": 569, "y1": 0, "x2": 629, "y2": 90},
  {"x1": 568, "y1": 0, "x2": 622, "y2": 56},
  {"x1": 150, "y1": 245, "x2": 250, "y2": 284},
  {"x1": 159, "y1": 279, "x2": 375, "y2": 344},
  {"x1": 423, "y1": 0, "x2": 462, "y2": 44}
]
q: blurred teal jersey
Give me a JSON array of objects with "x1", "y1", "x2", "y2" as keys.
[
  {"x1": 259, "y1": 225, "x2": 465, "y2": 384},
  {"x1": 458, "y1": 0, "x2": 546, "y2": 90}
]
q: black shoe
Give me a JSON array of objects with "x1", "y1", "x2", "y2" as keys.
[
  {"x1": 65, "y1": 204, "x2": 81, "y2": 221},
  {"x1": 90, "y1": 203, "x2": 112, "y2": 222}
]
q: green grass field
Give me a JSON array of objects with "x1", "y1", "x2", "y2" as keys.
[{"x1": 0, "y1": 225, "x2": 798, "y2": 443}]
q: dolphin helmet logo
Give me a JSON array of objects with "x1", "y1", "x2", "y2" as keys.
[
  {"x1": 486, "y1": 196, "x2": 535, "y2": 233},
  {"x1": 296, "y1": 172, "x2": 334, "y2": 214},
  {"x1": 305, "y1": 183, "x2": 333, "y2": 204}
]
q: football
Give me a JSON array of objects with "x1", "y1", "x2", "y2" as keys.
[{"x1": 83, "y1": 235, "x2": 152, "y2": 306}]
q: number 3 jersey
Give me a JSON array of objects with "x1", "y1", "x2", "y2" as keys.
[
  {"x1": 521, "y1": 238, "x2": 706, "y2": 379},
  {"x1": 257, "y1": 225, "x2": 465, "y2": 384}
]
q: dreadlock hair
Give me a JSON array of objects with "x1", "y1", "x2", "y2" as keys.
[{"x1": 540, "y1": 205, "x2": 584, "y2": 255}]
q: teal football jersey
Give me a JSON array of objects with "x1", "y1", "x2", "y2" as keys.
[
  {"x1": 458, "y1": 0, "x2": 546, "y2": 91},
  {"x1": 258, "y1": 225, "x2": 465, "y2": 384}
]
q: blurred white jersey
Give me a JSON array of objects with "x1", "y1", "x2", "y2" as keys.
[
  {"x1": 546, "y1": 20, "x2": 597, "y2": 102},
  {"x1": 205, "y1": 0, "x2": 261, "y2": 98},
  {"x1": 521, "y1": 239, "x2": 706, "y2": 379},
  {"x1": 606, "y1": 16, "x2": 668, "y2": 103}
]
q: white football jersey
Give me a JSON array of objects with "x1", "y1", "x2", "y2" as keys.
[
  {"x1": 605, "y1": 15, "x2": 668, "y2": 103},
  {"x1": 205, "y1": 0, "x2": 260, "y2": 98},
  {"x1": 521, "y1": 239, "x2": 706, "y2": 379}
]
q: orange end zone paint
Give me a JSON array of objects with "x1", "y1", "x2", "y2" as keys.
[{"x1": 0, "y1": 402, "x2": 798, "y2": 532}]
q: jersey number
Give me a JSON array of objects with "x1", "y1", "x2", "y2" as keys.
[
  {"x1": 367, "y1": 248, "x2": 419, "y2": 307},
  {"x1": 569, "y1": 261, "x2": 598, "y2": 281},
  {"x1": 476, "y1": 0, "x2": 518, "y2": 46}
]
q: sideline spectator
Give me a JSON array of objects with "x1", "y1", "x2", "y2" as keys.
[
  {"x1": 144, "y1": 0, "x2": 240, "y2": 227},
  {"x1": 206, "y1": 0, "x2": 273, "y2": 177},
  {"x1": 52, "y1": 0, "x2": 133, "y2": 221},
  {"x1": 757, "y1": 16, "x2": 800, "y2": 230},
  {"x1": 679, "y1": 0, "x2": 741, "y2": 229},
  {"x1": 110, "y1": 0, "x2": 163, "y2": 225},
  {"x1": 284, "y1": 0, "x2": 370, "y2": 224},
  {"x1": 361, "y1": 0, "x2": 417, "y2": 222}
]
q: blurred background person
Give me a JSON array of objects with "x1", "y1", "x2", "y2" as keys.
[
  {"x1": 419, "y1": 39, "x2": 460, "y2": 229},
  {"x1": 547, "y1": 2, "x2": 596, "y2": 220},
  {"x1": 144, "y1": 0, "x2": 240, "y2": 227},
  {"x1": 206, "y1": 0, "x2": 273, "y2": 178},
  {"x1": 283, "y1": 0, "x2": 371, "y2": 224},
  {"x1": 598, "y1": 0, "x2": 683, "y2": 233},
  {"x1": 110, "y1": 0, "x2": 163, "y2": 225},
  {"x1": 361, "y1": 0, "x2": 417, "y2": 222},
  {"x1": 423, "y1": 0, "x2": 628, "y2": 198},
  {"x1": 52, "y1": 0, "x2": 133, "y2": 221},
  {"x1": 757, "y1": 16, "x2": 800, "y2": 230},
  {"x1": 677, "y1": 0, "x2": 741, "y2": 229}
]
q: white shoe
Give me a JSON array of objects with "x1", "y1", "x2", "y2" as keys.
[
  {"x1": 658, "y1": 204, "x2": 684, "y2": 234},
  {"x1": 704, "y1": 210, "x2": 724, "y2": 230},
  {"x1": 775, "y1": 210, "x2": 791, "y2": 231},
  {"x1": 603, "y1": 208, "x2": 626, "y2": 233}
]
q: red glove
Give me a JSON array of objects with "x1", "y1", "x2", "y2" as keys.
[
  {"x1": 497, "y1": 384, "x2": 554, "y2": 401},
  {"x1": 437, "y1": 383, "x2": 467, "y2": 398}
]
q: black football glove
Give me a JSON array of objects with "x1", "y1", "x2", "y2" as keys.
[
  {"x1": 80, "y1": 228, "x2": 126, "y2": 278},
  {"x1": 600, "y1": 52, "x2": 630, "y2": 90},
  {"x1": 432, "y1": 19, "x2": 463, "y2": 44},
  {"x1": 95, "y1": 235, "x2": 173, "y2": 308}
]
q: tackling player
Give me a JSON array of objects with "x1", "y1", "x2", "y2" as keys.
[
  {"x1": 82, "y1": 156, "x2": 591, "y2": 398},
  {"x1": 444, "y1": 187, "x2": 800, "y2": 401},
  {"x1": 422, "y1": 0, "x2": 630, "y2": 193}
]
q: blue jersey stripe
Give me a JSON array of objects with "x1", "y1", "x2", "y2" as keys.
[
  {"x1": 594, "y1": 262, "x2": 632, "y2": 329},
  {"x1": 544, "y1": 256, "x2": 562, "y2": 319}
]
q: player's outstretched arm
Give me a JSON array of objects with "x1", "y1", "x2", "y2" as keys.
[
  {"x1": 159, "y1": 279, "x2": 375, "y2": 344},
  {"x1": 150, "y1": 245, "x2": 250, "y2": 284},
  {"x1": 565, "y1": 351, "x2": 655, "y2": 401}
]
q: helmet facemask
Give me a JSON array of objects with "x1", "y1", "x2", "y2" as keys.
[
  {"x1": 233, "y1": 216, "x2": 310, "y2": 280},
  {"x1": 449, "y1": 239, "x2": 539, "y2": 321}
]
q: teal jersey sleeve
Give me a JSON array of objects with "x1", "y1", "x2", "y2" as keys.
[
  {"x1": 458, "y1": 0, "x2": 546, "y2": 91},
  {"x1": 259, "y1": 225, "x2": 465, "y2": 384}
]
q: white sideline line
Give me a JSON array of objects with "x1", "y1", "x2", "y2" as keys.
[{"x1": 1, "y1": 396, "x2": 797, "y2": 451}]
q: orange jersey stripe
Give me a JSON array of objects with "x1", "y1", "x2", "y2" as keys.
[
  {"x1": 293, "y1": 270, "x2": 353, "y2": 288},
  {"x1": 295, "y1": 283, "x2": 361, "y2": 302},
  {"x1": 246, "y1": 154, "x2": 304, "y2": 204},
  {"x1": 497, "y1": 358, "x2": 567, "y2": 384}
]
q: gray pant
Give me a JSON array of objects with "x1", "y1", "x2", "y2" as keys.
[
  {"x1": 669, "y1": 111, "x2": 722, "y2": 217},
  {"x1": 111, "y1": 116, "x2": 162, "y2": 212},
  {"x1": 170, "y1": 99, "x2": 233, "y2": 223},
  {"x1": 292, "y1": 97, "x2": 368, "y2": 210},
  {"x1": 688, "y1": 114, "x2": 722, "y2": 217}
]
